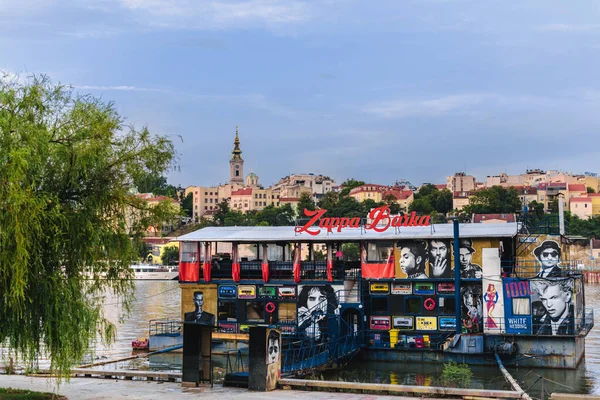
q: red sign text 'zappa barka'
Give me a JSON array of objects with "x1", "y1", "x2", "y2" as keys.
[{"x1": 295, "y1": 205, "x2": 431, "y2": 236}]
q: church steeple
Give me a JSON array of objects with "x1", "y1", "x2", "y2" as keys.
[
  {"x1": 231, "y1": 126, "x2": 242, "y2": 160},
  {"x1": 229, "y1": 126, "x2": 244, "y2": 184}
]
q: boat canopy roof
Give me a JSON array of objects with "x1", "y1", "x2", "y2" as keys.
[{"x1": 174, "y1": 222, "x2": 519, "y2": 243}]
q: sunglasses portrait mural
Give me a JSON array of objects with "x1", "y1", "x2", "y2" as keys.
[{"x1": 533, "y1": 240, "x2": 562, "y2": 278}]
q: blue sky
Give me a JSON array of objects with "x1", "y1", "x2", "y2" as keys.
[{"x1": 2, "y1": 0, "x2": 600, "y2": 188}]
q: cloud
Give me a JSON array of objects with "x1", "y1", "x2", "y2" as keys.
[
  {"x1": 538, "y1": 24, "x2": 600, "y2": 33},
  {"x1": 362, "y1": 94, "x2": 491, "y2": 118},
  {"x1": 113, "y1": 0, "x2": 312, "y2": 31},
  {"x1": 192, "y1": 92, "x2": 298, "y2": 118},
  {"x1": 74, "y1": 85, "x2": 169, "y2": 92}
]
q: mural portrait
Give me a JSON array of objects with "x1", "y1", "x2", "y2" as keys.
[
  {"x1": 184, "y1": 290, "x2": 216, "y2": 325},
  {"x1": 531, "y1": 279, "x2": 574, "y2": 336},
  {"x1": 395, "y1": 241, "x2": 428, "y2": 279},
  {"x1": 483, "y1": 284, "x2": 499, "y2": 329},
  {"x1": 181, "y1": 285, "x2": 217, "y2": 325},
  {"x1": 428, "y1": 239, "x2": 452, "y2": 279},
  {"x1": 460, "y1": 283, "x2": 483, "y2": 332},
  {"x1": 266, "y1": 329, "x2": 281, "y2": 391},
  {"x1": 297, "y1": 285, "x2": 340, "y2": 342},
  {"x1": 459, "y1": 239, "x2": 482, "y2": 279},
  {"x1": 533, "y1": 240, "x2": 562, "y2": 278}
]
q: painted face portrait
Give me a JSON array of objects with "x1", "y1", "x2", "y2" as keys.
[
  {"x1": 430, "y1": 240, "x2": 448, "y2": 261},
  {"x1": 268, "y1": 336, "x2": 280, "y2": 364},
  {"x1": 193, "y1": 292, "x2": 204, "y2": 308},
  {"x1": 306, "y1": 287, "x2": 327, "y2": 314},
  {"x1": 459, "y1": 248, "x2": 473, "y2": 267},
  {"x1": 400, "y1": 247, "x2": 419, "y2": 275},
  {"x1": 539, "y1": 285, "x2": 571, "y2": 319},
  {"x1": 540, "y1": 250, "x2": 559, "y2": 268}
]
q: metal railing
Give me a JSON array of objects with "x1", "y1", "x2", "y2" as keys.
[{"x1": 149, "y1": 319, "x2": 182, "y2": 337}]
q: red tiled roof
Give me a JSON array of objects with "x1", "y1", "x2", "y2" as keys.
[
  {"x1": 588, "y1": 193, "x2": 600, "y2": 197},
  {"x1": 279, "y1": 197, "x2": 299, "y2": 202},
  {"x1": 434, "y1": 184, "x2": 447, "y2": 190},
  {"x1": 570, "y1": 197, "x2": 592, "y2": 203},
  {"x1": 349, "y1": 184, "x2": 387, "y2": 194},
  {"x1": 231, "y1": 188, "x2": 253, "y2": 196},
  {"x1": 473, "y1": 213, "x2": 516, "y2": 223},
  {"x1": 383, "y1": 189, "x2": 413, "y2": 200},
  {"x1": 568, "y1": 184, "x2": 587, "y2": 192}
]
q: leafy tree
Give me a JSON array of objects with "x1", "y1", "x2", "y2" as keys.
[
  {"x1": 213, "y1": 200, "x2": 230, "y2": 226},
  {"x1": 297, "y1": 192, "x2": 316, "y2": 215},
  {"x1": 549, "y1": 198, "x2": 559, "y2": 214},
  {"x1": 361, "y1": 198, "x2": 380, "y2": 216},
  {"x1": 383, "y1": 194, "x2": 403, "y2": 215},
  {"x1": 588, "y1": 187, "x2": 596, "y2": 194},
  {"x1": 333, "y1": 196, "x2": 362, "y2": 218},
  {"x1": 0, "y1": 76, "x2": 176, "y2": 378},
  {"x1": 162, "y1": 246, "x2": 179, "y2": 265},
  {"x1": 435, "y1": 189, "x2": 453, "y2": 214},
  {"x1": 181, "y1": 192, "x2": 193, "y2": 218},
  {"x1": 317, "y1": 191, "x2": 339, "y2": 211},
  {"x1": 342, "y1": 243, "x2": 360, "y2": 261},
  {"x1": 463, "y1": 186, "x2": 521, "y2": 215},
  {"x1": 134, "y1": 172, "x2": 177, "y2": 198},
  {"x1": 409, "y1": 197, "x2": 435, "y2": 214},
  {"x1": 440, "y1": 362, "x2": 473, "y2": 388},
  {"x1": 339, "y1": 178, "x2": 365, "y2": 197}
]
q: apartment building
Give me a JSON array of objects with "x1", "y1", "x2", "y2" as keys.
[{"x1": 446, "y1": 172, "x2": 476, "y2": 192}]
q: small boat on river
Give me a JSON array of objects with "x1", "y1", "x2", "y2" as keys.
[{"x1": 131, "y1": 264, "x2": 179, "y2": 280}]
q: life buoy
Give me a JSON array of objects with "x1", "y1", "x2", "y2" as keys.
[
  {"x1": 424, "y1": 297, "x2": 436, "y2": 311},
  {"x1": 266, "y1": 302, "x2": 276, "y2": 313}
]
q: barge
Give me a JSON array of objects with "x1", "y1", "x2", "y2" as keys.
[{"x1": 172, "y1": 209, "x2": 593, "y2": 370}]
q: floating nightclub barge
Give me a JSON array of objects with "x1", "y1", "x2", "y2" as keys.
[{"x1": 173, "y1": 207, "x2": 594, "y2": 370}]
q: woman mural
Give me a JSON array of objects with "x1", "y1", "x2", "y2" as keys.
[{"x1": 484, "y1": 284, "x2": 499, "y2": 329}]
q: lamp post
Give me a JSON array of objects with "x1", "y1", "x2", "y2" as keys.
[{"x1": 448, "y1": 216, "x2": 462, "y2": 335}]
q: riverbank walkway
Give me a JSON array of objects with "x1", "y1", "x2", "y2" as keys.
[{"x1": 0, "y1": 374, "x2": 421, "y2": 400}]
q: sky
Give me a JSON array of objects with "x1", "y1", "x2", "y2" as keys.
[{"x1": 2, "y1": 0, "x2": 600, "y2": 188}]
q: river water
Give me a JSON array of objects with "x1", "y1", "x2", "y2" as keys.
[{"x1": 13, "y1": 281, "x2": 600, "y2": 394}]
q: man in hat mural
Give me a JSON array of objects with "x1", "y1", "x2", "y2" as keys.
[
  {"x1": 459, "y1": 239, "x2": 482, "y2": 279},
  {"x1": 533, "y1": 240, "x2": 562, "y2": 278}
]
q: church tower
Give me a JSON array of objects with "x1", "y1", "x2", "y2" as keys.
[{"x1": 229, "y1": 126, "x2": 244, "y2": 184}]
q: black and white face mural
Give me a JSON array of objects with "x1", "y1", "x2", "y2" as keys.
[
  {"x1": 531, "y1": 279, "x2": 573, "y2": 336},
  {"x1": 297, "y1": 285, "x2": 340, "y2": 342},
  {"x1": 533, "y1": 240, "x2": 562, "y2": 278},
  {"x1": 396, "y1": 241, "x2": 428, "y2": 279},
  {"x1": 459, "y1": 239, "x2": 482, "y2": 279},
  {"x1": 460, "y1": 283, "x2": 483, "y2": 332},
  {"x1": 428, "y1": 239, "x2": 452, "y2": 278},
  {"x1": 266, "y1": 329, "x2": 281, "y2": 391}
]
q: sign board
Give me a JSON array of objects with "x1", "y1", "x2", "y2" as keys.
[
  {"x1": 392, "y1": 282, "x2": 412, "y2": 295},
  {"x1": 238, "y1": 285, "x2": 256, "y2": 299},
  {"x1": 370, "y1": 316, "x2": 391, "y2": 330},
  {"x1": 393, "y1": 316, "x2": 414, "y2": 330},
  {"x1": 370, "y1": 282, "x2": 390, "y2": 293},
  {"x1": 295, "y1": 206, "x2": 430, "y2": 235},
  {"x1": 416, "y1": 317, "x2": 437, "y2": 331},
  {"x1": 218, "y1": 285, "x2": 237, "y2": 299}
]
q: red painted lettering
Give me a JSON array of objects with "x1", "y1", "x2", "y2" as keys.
[
  {"x1": 350, "y1": 217, "x2": 360, "y2": 228},
  {"x1": 366, "y1": 205, "x2": 391, "y2": 232},
  {"x1": 294, "y1": 208, "x2": 326, "y2": 236}
]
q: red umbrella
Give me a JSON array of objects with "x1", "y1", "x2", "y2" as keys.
[
  {"x1": 232, "y1": 243, "x2": 241, "y2": 282},
  {"x1": 261, "y1": 244, "x2": 269, "y2": 282},
  {"x1": 327, "y1": 243, "x2": 333, "y2": 282},
  {"x1": 293, "y1": 244, "x2": 301, "y2": 283},
  {"x1": 203, "y1": 242, "x2": 211, "y2": 282}
]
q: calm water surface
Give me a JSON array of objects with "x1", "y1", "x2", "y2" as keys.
[{"x1": 22, "y1": 281, "x2": 600, "y2": 394}]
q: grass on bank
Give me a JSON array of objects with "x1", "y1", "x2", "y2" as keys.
[{"x1": 0, "y1": 388, "x2": 65, "y2": 399}]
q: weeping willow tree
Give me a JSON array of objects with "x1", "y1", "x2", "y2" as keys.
[{"x1": 0, "y1": 75, "x2": 178, "y2": 378}]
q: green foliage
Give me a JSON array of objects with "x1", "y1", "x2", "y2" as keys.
[
  {"x1": 568, "y1": 213, "x2": 600, "y2": 239},
  {"x1": 342, "y1": 243, "x2": 360, "y2": 261},
  {"x1": 0, "y1": 76, "x2": 176, "y2": 379},
  {"x1": 181, "y1": 192, "x2": 193, "y2": 218},
  {"x1": 297, "y1": 192, "x2": 316, "y2": 214},
  {"x1": 134, "y1": 173, "x2": 176, "y2": 197},
  {"x1": 463, "y1": 186, "x2": 521, "y2": 215},
  {"x1": 339, "y1": 178, "x2": 365, "y2": 197},
  {"x1": 528, "y1": 200, "x2": 545, "y2": 218},
  {"x1": 409, "y1": 185, "x2": 452, "y2": 215},
  {"x1": 0, "y1": 388, "x2": 63, "y2": 400},
  {"x1": 306, "y1": 250, "x2": 326, "y2": 261},
  {"x1": 439, "y1": 362, "x2": 473, "y2": 388},
  {"x1": 383, "y1": 194, "x2": 403, "y2": 214},
  {"x1": 162, "y1": 246, "x2": 179, "y2": 265},
  {"x1": 213, "y1": 200, "x2": 231, "y2": 226},
  {"x1": 588, "y1": 187, "x2": 596, "y2": 194}
]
